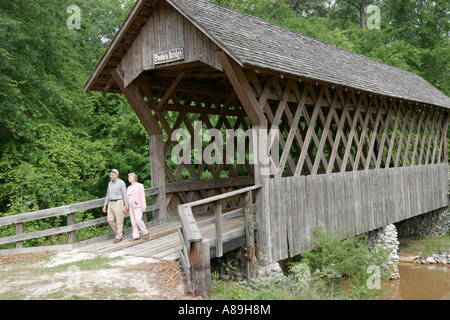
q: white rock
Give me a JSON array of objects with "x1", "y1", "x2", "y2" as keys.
[
  {"x1": 269, "y1": 263, "x2": 282, "y2": 273},
  {"x1": 426, "y1": 257, "x2": 436, "y2": 264}
]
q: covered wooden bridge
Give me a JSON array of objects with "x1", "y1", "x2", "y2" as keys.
[
  {"x1": 1, "y1": 0, "x2": 448, "y2": 298},
  {"x1": 83, "y1": 0, "x2": 449, "y2": 295}
]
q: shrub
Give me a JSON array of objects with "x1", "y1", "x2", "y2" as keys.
[{"x1": 298, "y1": 227, "x2": 389, "y2": 298}]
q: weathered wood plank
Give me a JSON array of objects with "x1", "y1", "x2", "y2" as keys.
[
  {"x1": 181, "y1": 185, "x2": 261, "y2": 208},
  {"x1": 296, "y1": 176, "x2": 307, "y2": 254},
  {"x1": 270, "y1": 178, "x2": 280, "y2": 261},
  {"x1": 0, "y1": 217, "x2": 109, "y2": 246},
  {"x1": 279, "y1": 178, "x2": 288, "y2": 260},
  {"x1": 214, "y1": 200, "x2": 223, "y2": 258},
  {"x1": 266, "y1": 164, "x2": 448, "y2": 261},
  {"x1": 178, "y1": 205, "x2": 203, "y2": 243},
  {"x1": 288, "y1": 177, "x2": 300, "y2": 256}
]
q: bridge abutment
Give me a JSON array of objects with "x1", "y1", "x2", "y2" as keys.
[
  {"x1": 395, "y1": 208, "x2": 450, "y2": 238},
  {"x1": 368, "y1": 224, "x2": 400, "y2": 280}
]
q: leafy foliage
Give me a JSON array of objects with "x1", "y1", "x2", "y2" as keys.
[
  {"x1": 0, "y1": 0, "x2": 148, "y2": 245},
  {"x1": 212, "y1": 227, "x2": 390, "y2": 300}
]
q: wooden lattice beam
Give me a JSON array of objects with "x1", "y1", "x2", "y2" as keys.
[
  {"x1": 216, "y1": 51, "x2": 267, "y2": 126},
  {"x1": 111, "y1": 69, "x2": 162, "y2": 135}
]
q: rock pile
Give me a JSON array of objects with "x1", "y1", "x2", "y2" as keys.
[
  {"x1": 211, "y1": 257, "x2": 249, "y2": 281},
  {"x1": 412, "y1": 252, "x2": 449, "y2": 265},
  {"x1": 211, "y1": 255, "x2": 283, "y2": 282},
  {"x1": 395, "y1": 208, "x2": 450, "y2": 237},
  {"x1": 368, "y1": 224, "x2": 400, "y2": 280}
]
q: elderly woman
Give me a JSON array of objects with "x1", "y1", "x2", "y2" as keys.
[{"x1": 124, "y1": 173, "x2": 149, "y2": 241}]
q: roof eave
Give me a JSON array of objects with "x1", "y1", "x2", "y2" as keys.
[
  {"x1": 165, "y1": 0, "x2": 244, "y2": 67},
  {"x1": 84, "y1": 0, "x2": 245, "y2": 93},
  {"x1": 83, "y1": 0, "x2": 148, "y2": 92}
]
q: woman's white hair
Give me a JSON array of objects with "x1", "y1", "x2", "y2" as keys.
[{"x1": 128, "y1": 172, "x2": 138, "y2": 181}]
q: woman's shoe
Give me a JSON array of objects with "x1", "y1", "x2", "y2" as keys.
[
  {"x1": 129, "y1": 238, "x2": 140, "y2": 242},
  {"x1": 144, "y1": 233, "x2": 149, "y2": 240}
]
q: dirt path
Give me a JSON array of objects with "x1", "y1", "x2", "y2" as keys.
[{"x1": 0, "y1": 250, "x2": 198, "y2": 300}]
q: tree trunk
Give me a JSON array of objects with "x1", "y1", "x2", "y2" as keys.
[{"x1": 359, "y1": 5, "x2": 366, "y2": 30}]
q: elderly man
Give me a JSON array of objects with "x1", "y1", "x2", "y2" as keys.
[{"x1": 102, "y1": 169, "x2": 128, "y2": 243}]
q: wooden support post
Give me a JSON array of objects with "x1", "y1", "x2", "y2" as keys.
[
  {"x1": 214, "y1": 201, "x2": 223, "y2": 258},
  {"x1": 67, "y1": 213, "x2": 77, "y2": 245},
  {"x1": 15, "y1": 223, "x2": 23, "y2": 249},
  {"x1": 442, "y1": 112, "x2": 449, "y2": 164},
  {"x1": 150, "y1": 134, "x2": 167, "y2": 220},
  {"x1": 255, "y1": 124, "x2": 272, "y2": 263},
  {"x1": 190, "y1": 241, "x2": 212, "y2": 299},
  {"x1": 244, "y1": 190, "x2": 256, "y2": 280}
]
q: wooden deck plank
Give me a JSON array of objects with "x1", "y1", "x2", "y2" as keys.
[{"x1": 78, "y1": 214, "x2": 249, "y2": 261}]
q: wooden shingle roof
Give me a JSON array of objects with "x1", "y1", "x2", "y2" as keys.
[{"x1": 85, "y1": 0, "x2": 450, "y2": 109}]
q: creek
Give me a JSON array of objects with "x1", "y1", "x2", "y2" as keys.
[{"x1": 377, "y1": 262, "x2": 449, "y2": 300}]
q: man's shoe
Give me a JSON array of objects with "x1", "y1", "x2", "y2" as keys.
[{"x1": 113, "y1": 238, "x2": 122, "y2": 244}]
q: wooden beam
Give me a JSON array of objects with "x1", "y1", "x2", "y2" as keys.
[
  {"x1": 216, "y1": 51, "x2": 267, "y2": 126},
  {"x1": 102, "y1": 77, "x2": 115, "y2": 96},
  {"x1": 150, "y1": 134, "x2": 167, "y2": 220},
  {"x1": 214, "y1": 201, "x2": 223, "y2": 258},
  {"x1": 312, "y1": 88, "x2": 339, "y2": 175},
  {"x1": 156, "y1": 72, "x2": 185, "y2": 110},
  {"x1": 244, "y1": 190, "x2": 255, "y2": 279},
  {"x1": 111, "y1": 69, "x2": 162, "y2": 135},
  {"x1": 328, "y1": 92, "x2": 351, "y2": 174},
  {"x1": 294, "y1": 85, "x2": 325, "y2": 176},
  {"x1": 190, "y1": 241, "x2": 212, "y2": 299}
]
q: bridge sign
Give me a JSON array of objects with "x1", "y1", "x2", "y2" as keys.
[{"x1": 154, "y1": 48, "x2": 184, "y2": 65}]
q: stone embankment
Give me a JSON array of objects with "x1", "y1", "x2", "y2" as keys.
[
  {"x1": 399, "y1": 251, "x2": 449, "y2": 265},
  {"x1": 368, "y1": 224, "x2": 400, "y2": 279}
]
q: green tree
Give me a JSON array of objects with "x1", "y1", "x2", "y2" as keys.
[{"x1": 0, "y1": 0, "x2": 149, "y2": 222}]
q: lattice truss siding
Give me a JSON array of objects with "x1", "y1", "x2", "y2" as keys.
[
  {"x1": 134, "y1": 71, "x2": 254, "y2": 214},
  {"x1": 245, "y1": 71, "x2": 448, "y2": 177},
  {"x1": 136, "y1": 68, "x2": 448, "y2": 183}
]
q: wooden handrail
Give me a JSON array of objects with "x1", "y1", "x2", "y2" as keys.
[
  {"x1": 177, "y1": 184, "x2": 261, "y2": 298},
  {"x1": 177, "y1": 185, "x2": 261, "y2": 244},
  {"x1": 179, "y1": 185, "x2": 261, "y2": 209},
  {"x1": 0, "y1": 187, "x2": 160, "y2": 248}
]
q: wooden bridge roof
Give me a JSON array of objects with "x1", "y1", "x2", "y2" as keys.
[{"x1": 84, "y1": 0, "x2": 450, "y2": 109}]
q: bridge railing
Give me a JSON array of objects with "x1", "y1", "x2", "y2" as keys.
[
  {"x1": 177, "y1": 184, "x2": 261, "y2": 298},
  {"x1": 0, "y1": 187, "x2": 160, "y2": 251}
]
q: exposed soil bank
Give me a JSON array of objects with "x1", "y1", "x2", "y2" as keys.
[{"x1": 0, "y1": 250, "x2": 196, "y2": 300}]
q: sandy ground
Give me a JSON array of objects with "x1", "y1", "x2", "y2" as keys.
[{"x1": 0, "y1": 250, "x2": 198, "y2": 300}]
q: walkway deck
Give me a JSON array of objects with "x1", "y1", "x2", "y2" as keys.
[{"x1": 78, "y1": 214, "x2": 248, "y2": 261}]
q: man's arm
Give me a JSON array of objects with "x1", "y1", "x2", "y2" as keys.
[
  {"x1": 121, "y1": 181, "x2": 128, "y2": 206},
  {"x1": 103, "y1": 182, "x2": 110, "y2": 213}
]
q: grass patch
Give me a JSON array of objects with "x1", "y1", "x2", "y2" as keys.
[
  {"x1": 399, "y1": 233, "x2": 450, "y2": 256},
  {"x1": 43, "y1": 255, "x2": 121, "y2": 273}
]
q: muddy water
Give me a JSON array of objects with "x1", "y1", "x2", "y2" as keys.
[{"x1": 378, "y1": 262, "x2": 450, "y2": 300}]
